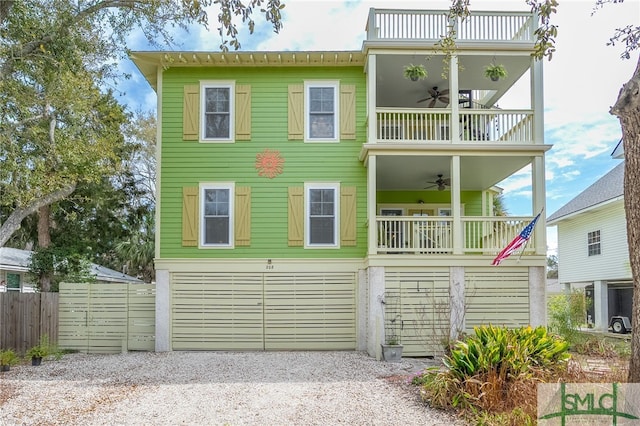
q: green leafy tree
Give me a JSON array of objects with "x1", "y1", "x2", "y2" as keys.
[{"x1": 28, "y1": 246, "x2": 96, "y2": 292}]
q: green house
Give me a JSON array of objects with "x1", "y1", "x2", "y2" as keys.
[{"x1": 131, "y1": 7, "x2": 550, "y2": 358}]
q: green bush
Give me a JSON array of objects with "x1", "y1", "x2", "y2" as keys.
[
  {"x1": 420, "y1": 325, "x2": 570, "y2": 419},
  {"x1": 0, "y1": 349, "x2": 20, "y2": 366},
  {"x1": 445, "y1": 325, "x2": 570, "y2": 381},
  {"x1": 548, "y1": 291, "x2": 586, "y2": 344}
]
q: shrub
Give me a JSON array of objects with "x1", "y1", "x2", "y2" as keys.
[
  {"x1": 421, "y1": 325, "x2": 570, "y2": 419},
  {"x1": 547, "y1": 291, "x2": 586, "y2": 344},
  {"x1": 444, "y1": 325, "x2": 570, "y2": 381},
  {"x1": 26, "y1": 335, "x2": 62, "y2": 361},
  {"x1": 0, "y1": 349, "x2": 20, "y2": 367}
]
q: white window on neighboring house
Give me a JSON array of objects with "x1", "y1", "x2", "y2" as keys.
[
  {"x1": 588, "y1": 230, "x2": 601, "y2": 256},
  {"x1": 305, "y1": 183, "x2": 339, "y2": 247},
  {"x1": 201, "y1": 183, "x2": 234, "y2": 247},
  {"x1": 305, "y1": 82, "x2": 339, "y2": 141},
  {"x1": 201, "y1": 82, "x2": 234, "y2": 141}
]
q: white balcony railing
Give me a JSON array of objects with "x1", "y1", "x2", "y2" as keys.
[
  {"x1": 463, "y1": 216, "x2": 536, "y2": 254},
  {"x1": 367, "y1": 9, "x2": 536, "y2": 43},
  {"x1": 376, "y1": 216, "x2": 537, "y2": 255},
  {"x1": 375, "y1": 108, "x2": 533, "y2": 143},
  {"x1": 377, "y1": 216, "x2": 453, "y2": 254}
]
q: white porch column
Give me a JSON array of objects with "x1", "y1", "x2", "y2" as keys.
[
  {"x1": 450, "y1": 266, "x2": 465, "y2": 339},
  {"x1": 594, "y1": 280, "x2": 609, "y2": 332},
  {"x1": 367, "y1": 54, "x2": 376, "y2": 144},
  {"x1": 532, "y1": 155, "x2": 546, "y2": 255},
  {"x1": 367, "y1": 266, "x2": 385, "y2": 359},
  {"x1": 450, "y1": 55, "x2": 460, "y2": 143},
  {"x1": 530, "y1": 56, "x2": 544, "y2": 144},
  {"x1": 155, "y1": 269, "x2": 170, "y2": 351},
  {"x1": 368, "y1": 155, "x2": 377, "y2": 256},
  {"x1": 529, "y1": 266, "x2": 546, "y2": 326},
  {"x1": 451, "y1": 155, "x2": 463, "y2": 254}
]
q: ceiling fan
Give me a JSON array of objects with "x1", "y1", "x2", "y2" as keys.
[
  {"x1": 424, "y1": 174, "x2": 451, "y2": 191},
  {"x1": 418, "y1": 86, "x2": 450, "y2": 107}
]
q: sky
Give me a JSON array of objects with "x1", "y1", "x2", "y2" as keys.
[{"x1": 118, "y1": 0, "x2": 640, "y2": 255}]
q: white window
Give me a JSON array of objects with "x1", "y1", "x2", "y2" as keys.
[
  {"x1": 201, "y1": 82, "x2": 234, "y2": 141},
  {"x1": 588, "y1": 230, "x2": 601, "y2": 256},
  {"x1": 305, "y1": 183, "x2": 339, "y2": 247},
  {"x1": 305, "y1": 82, "x2": 339, "y2": 142},
  {"x1": 200, "y1": 183, "x2": 234, "y2": 247}
]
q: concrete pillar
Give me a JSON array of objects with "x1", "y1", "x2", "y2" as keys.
[
  {"x1": 529, "y1": 266, "x2": 546, "y2": 326},
  {"x1": 155, "y1": 269, "x2": 170, "y2": 351},
  {"x1": 356, "y1": 268, "x2": 368, "y2": 351},
  {"x1": 367, "y1": 266, "x2": 385, "y2": 360},
  {"x1": 594, "y1": 280, "x2": 609, "y2": 332},
  {"x1": 450, "y1": 266, "x2": 465, "y2": 340}
]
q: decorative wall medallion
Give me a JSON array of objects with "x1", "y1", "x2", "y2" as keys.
[{"x1": 255, "y1": 149, "x2": 285, "y2": 179}]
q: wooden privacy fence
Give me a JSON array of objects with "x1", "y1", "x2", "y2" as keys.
[
  {"x1": 58, "y1": 282, "x2": 155, "y2": 354},
  {"x1": 0, "y1": 292, "x2": 59, "y2": 354}
]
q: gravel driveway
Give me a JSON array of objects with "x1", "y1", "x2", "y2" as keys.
[{"x1": 0, "y1": 351, "x2": 460, "y2": 425}]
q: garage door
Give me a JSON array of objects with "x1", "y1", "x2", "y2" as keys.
[{"x1": 171, "y1": 272, "x2": 356, "y2": 350}]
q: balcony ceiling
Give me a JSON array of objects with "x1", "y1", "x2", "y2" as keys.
[
  {"x1": 376, "y1": 154, "x2": 533, "y2": 191},
  {"x1": 375, "y1": 53, "x2": 531, "y2": 107}
]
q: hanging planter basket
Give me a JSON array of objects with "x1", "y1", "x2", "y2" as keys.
[
  {"x1": 484, "y1": 63, "x2": 508, "y2": 82},
  {"x1": 403, "y1": 64, "x2": 428, "y2": 82}
]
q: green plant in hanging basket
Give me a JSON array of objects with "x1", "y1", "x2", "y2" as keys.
[
  {"x1": 484, "y1": 63, "x2": 508, "y2": 81},
  {"x1": 403, "y1": 63, "x2": 428, "y2": 81}
]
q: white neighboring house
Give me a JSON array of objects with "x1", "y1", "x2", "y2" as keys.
[
  {"x1": 0, "y1": 247, "x2": 143, "y2": 292},
  {"x1": 547, "y1": 160, "x2": 630, "y2": 332}
]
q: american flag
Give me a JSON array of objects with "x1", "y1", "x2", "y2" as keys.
[{"x1": 491, "y1": 213, "x2": 541, "y2": 266}]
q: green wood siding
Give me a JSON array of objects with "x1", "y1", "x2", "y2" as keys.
[{"x1": 160, "y1": 67, "x2": 367, "y2": 259}]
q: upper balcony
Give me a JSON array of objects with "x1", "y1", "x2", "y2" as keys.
[
  {"x1": 362, "y1": 9, "x2": 542, "y2": 149},
  {"x1": 365, "y1": 9, "x2": 537, "y2": 44}
]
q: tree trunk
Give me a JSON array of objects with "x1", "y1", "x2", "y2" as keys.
[
  {"x1": 610, "y1": 56, "x2": 640, "y2": 382},
  {"x1": 37, "y1": 204, "x2": 52, "y2": 292},
  {"x1": 0, "y1": 184, "x2": 76, "y2": 248}
]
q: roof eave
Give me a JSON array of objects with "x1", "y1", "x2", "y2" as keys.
[
  {"x1": 129, "y1": 50, "x2": 366, "y2": 91},
  {"x1": 547, "y1": 195, "x2": 624, "y2": 226}
]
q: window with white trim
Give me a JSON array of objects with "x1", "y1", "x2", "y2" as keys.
[
  {"x1": 587, "y1": 230, "x2": 601, "y2": 256},
  {"x1": 305, "y1": 183, "x2": 339, "y2": 247},
  {"x1": 305, "y1": 82, "x2": 338, "y2": 141},
  {"x1": 201, "y1": 82, "x2": 234, "y2": 141},
  {"x1": 201, "y1": 183, "x2": 234, "y2": 247}
]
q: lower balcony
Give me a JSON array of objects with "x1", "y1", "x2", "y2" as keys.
[{"x1": 375, "y1": 215, "x2": 536, "y2": 255}]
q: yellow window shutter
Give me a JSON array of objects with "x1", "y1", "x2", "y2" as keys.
[
  {"x1": 288, "y1": 84, "x2": 304, "y2": 140},
  {"x1": 235, "y1": 186, "x2": 251, "y2": 246},
  {"x1": 182, "y1": 187, "x2": 199, "y2": 246},
  {"x1": 183, "y1": 85, "x2": 200, "y2": 141},
  {"x1": 340, "y1": 186, "x2": 357, "y2": 246},
  {"x1": 340, "y1": 84, "x2": 356, "y2": 140},
  {"x1": 235, "y1": 85, "x2": 251, "y2": 141},
  {"x1": 288, "y1": 187, "x2": 304, "y2": 246}
]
